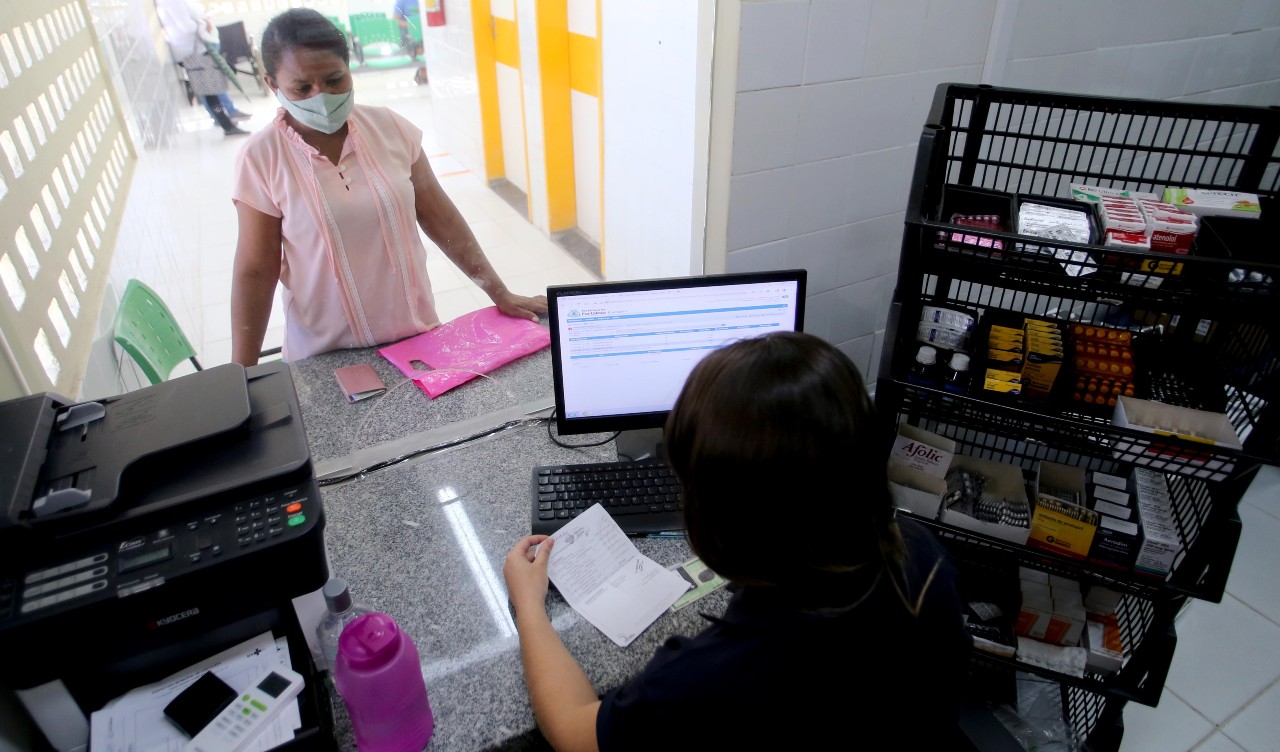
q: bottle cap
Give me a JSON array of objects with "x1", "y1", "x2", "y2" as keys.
[
  {"x1": 915, "y1": 345, "x2": 937, "y2": 365},
  {"x1": 323, "y1": 577, "x2": 352, "y2": 612},
  {"x1": 949, "y1": 353, "x2": 970, "y2": 371},
  {"x1": 338, "y1": 613, "x2": 402, "y2": 671}
]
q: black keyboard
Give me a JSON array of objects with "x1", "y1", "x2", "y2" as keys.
[{"x1": 530, "y1": 458, "x2": 684, "y2": 536}]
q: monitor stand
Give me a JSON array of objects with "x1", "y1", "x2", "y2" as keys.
[{"x1": 614, "y1": 428, "x2": 665, "y2": 463}]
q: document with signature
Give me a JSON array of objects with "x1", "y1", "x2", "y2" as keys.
[{"x1": 544, "y1": 504, "x2": 690, "y2": 647}]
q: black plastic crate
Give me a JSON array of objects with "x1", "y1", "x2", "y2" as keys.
[
  {"x1": 948, "y1": 541, "x2": 1177, "y2": 708},
  {"x1": 880, "y1": 382, "x2": 1252, "y2": 603},
  {"x1": 903, "y1": 84, "x2": 1280, "y2": 318},
  {"x1": 1194, "y1": 202, "x2": 1278, "y2": 296}
]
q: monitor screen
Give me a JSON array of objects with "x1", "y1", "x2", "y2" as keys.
[{"x1": 547, "y1": 269, "x2": 807, "y2": 448}]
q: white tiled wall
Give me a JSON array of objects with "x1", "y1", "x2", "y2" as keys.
[
  {"x1": 724, "y1": 0, "x2": 1280, "y2": 383},
  {"x1": 422, "y1": 0, "x2": 486, "y2": 177},
  {"x1": 601, "y1": 1, "x2": 705, "y2": 280}
]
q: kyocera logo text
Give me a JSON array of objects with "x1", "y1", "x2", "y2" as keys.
[{"x1": 150, "y1": 607, "x2": 200, "y2": 629}]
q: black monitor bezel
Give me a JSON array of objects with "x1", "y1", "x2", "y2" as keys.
[{"x1": 547, "y1": 269, "x2": 808, "y2": 437}]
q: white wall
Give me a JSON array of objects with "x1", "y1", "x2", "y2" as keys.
[
  {"x1": 423, "y1": 0, "x2": 487, "y2": 178},
  {"x1": 600, "y1": 1, "x2": 706, "y2": 280},
  {"x1": 719, "y1": 0, "x2": 1280, "y2": 383}
]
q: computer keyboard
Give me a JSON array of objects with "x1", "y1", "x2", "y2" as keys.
[{"x1": 530, "y1": 458, "x2": 684, "y2": 536}]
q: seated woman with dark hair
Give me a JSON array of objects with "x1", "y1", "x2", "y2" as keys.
[
  {"x1": 231, "y1": 8, "x2": 545, "y2": 365},
  {"x1": 504, "y1": 331, "x2": 972, "y2": 750}
]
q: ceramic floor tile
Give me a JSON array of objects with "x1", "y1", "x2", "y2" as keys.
[
  {"x1": 199, "y1": 270, "x2": 233, "y2": 310},
  {"x1": 198, "y1": 240, "x2": 238, "y2": 276},
  {"x1": 1219, "y1": 677, "x2": 1280, "y2": 752},
  {"x1": 484, "y1": 242, "x2": 555, "y2": 277},
  {"x1": 1197, "y1": 732, "x2": 1251, "y2": 752},
  {"x1": 199, "y1": 301, "x2": 233, "y2": 343},
  {"x1": 1119, "y1": 690, "x2": 1212, "y2": 752},
  {"x1": 432, "y1": 286, "x2": 490, "y2": 324},
  {"x1": 1228, "y1": 503, "x2": 1280, "y2": 624},
  {"x1": 1163, "y1": 595, "x2": 1280, "y2": 725},
  {"x1": 1240, "y1": 464, "x2": 1280, "y2": 519},
  {"x1": 468, "y1": 219, "x2": 518, "y2": 250}
]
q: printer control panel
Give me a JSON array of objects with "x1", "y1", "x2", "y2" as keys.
[{"x1": 1, "y1": 482, "x2": 320, "y2": 626}]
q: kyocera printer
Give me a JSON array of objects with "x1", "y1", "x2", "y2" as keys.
[{"x1": 0, "y1": 362, "x2": 333, "y2": 751}]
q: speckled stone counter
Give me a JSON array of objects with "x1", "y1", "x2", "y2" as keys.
[{"x1": 289, "y1": 341, "x2": 730, "y2": 751}]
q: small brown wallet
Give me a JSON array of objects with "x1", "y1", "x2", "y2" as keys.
[{"x1": 334, "y1": 363, "x2": 387, "y2": 403}]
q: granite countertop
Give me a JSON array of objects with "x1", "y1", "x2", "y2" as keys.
[{"x1": 290, "y1": 343, "x2": 728, "y2": 751}]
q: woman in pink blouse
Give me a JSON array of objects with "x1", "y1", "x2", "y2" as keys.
[{"x1": 230, "y1": 8, "x2": 546, "y2": 365}]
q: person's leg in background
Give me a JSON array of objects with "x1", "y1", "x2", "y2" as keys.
[
  {"x1": 218, "y1": 92, "x2": 249, "y2": 120},
  {"x1": 203, "y1": 95, "x2": 248, "y2": 136}
]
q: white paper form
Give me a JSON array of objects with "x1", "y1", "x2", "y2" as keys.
[
  {"x1": 545, "y1": 504, "x2": 690, "y2": 647},
  {"x1": 90, "y1": 631, "x2": 302, "y2": 752}
]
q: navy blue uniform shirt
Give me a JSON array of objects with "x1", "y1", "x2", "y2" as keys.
[{"x1": 596, "y1": 518, "x2": 971, "y2": 749}]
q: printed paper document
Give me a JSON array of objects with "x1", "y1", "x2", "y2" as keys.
[{"x1": 545, "y1": 503, "x2": 690, "y2": 647}]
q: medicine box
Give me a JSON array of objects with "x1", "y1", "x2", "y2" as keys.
[
  {"x1": 1089, "y1": 514, "x2": 1142, "y2": 571},
  {"x1": 939, "y1": 455, "x2": 1031, "y2": 545},
  {"x1": 1112, "y1": 397, "x2": 1242, "y2": 481},
  {"x1": 1131, "y1": 468, "x2": 1182, "y2": 577},
  {"x1": 1030, "y1": 462, "x2": 1097, "y2": 560},
  {"x1": 887, "y1": 423, "x2": 956, "y2": 519},
  {"x1": 1084, "y1": 615, "x2": 1126, "y2": 675}
]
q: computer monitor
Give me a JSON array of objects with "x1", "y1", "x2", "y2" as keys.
[{"x1": 546, "y1": 269, "x2": 807, "y2": 461}]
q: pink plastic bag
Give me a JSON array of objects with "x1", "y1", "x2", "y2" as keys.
[{"x1": 378, "y1": 306, "x2": 551, "y2": 399}]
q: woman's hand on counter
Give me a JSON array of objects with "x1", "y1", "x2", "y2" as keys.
[{"x1": 504, "y1": 534, "x2": 553, "y2": 618}]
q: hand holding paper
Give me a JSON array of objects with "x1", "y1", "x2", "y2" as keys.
[{"x1": 545, "y1": 504, "x2": 690, "y2": 647}]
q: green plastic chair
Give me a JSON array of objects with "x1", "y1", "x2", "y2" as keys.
[
  {"x1": 112, "y1": 279, "x2": 203, "y2": 385},
  {"x1": 112, "y1": 279, "x2": 282, "y2": 384}
]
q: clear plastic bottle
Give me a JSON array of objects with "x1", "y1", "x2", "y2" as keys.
[{"x1": 317, "y1": 577, "x2": 374, "y2": 675}]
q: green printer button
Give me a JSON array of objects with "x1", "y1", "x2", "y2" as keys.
[{"x1": 287, "y1": 515, "x2": 306, "y2": 527}]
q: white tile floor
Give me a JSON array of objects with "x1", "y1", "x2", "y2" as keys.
[{"x1": 145, "y1": 69, "x2": 1280, "y2": 752}]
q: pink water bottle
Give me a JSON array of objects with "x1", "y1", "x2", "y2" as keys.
[{"x1": 333, "y1": 612, "x2": 434, "y2": 751}]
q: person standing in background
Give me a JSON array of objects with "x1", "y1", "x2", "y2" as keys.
[
  {"x1": 230, "y1": 9, "x2": 545, "y2": 364},
  {"x1": 154, "y1": 0, "x2": 250, "y2": 135}
]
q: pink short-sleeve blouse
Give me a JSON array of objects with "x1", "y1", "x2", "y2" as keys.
[{"x1": 232, "y1": 104, "x2": 440, "y2": 361}]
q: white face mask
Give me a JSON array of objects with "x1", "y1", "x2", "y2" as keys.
[{"x1": 275, "y1": 89, "x2": 354, "y2": 134}]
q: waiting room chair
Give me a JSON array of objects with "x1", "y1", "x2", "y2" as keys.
[
  {"x1": 216, "y1": 20, "x2": 268, "y2": 95},
  {"x1": 112, "y1": 279, "x2": 280, "y2": 385}
]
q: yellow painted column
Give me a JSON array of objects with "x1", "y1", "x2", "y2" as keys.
[
  {"x1": 470, "y1": 0, "x2": 505, "y2": 182},
  {"x1": 536, "y1": 0, "x2": 576, "y2": 232}
]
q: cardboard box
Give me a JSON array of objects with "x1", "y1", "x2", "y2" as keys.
[
  {"x1": 888, "y1": 423, "x2": 955, "y2": 478},
  {"x1": 1112, "y1": 397, "x2": 1243, "y2": 449},
  {"x1": 940, "y1": 455, "x2": 1032, "y2": 545},
  {"x1": 1089, "y1": 514, "x2": 1141, "y2": 570},
  {"x1": 1112, "y1": 396, "x2": 1241, "y2": 480},
  {"x1": 1084, "y1": 615, "x2": 1126, "y2": 675},
  {"x1": 1015, "y1": 589, "x2": 1052, "y2": 640},
  {"x1": 888, "y1": 465, "x2": 946, "y2": 519},
  {"x1": 887, "y1": 423, "x2": 955, "y2": 519},
  {"x1": 1131, "y1": 468, "x2": 1181, "y2": 577},
  {"x1": 1083, "y1": 585, "x2": 1123, "y2": 616},
  {"x1": 1030, "y1": 462, "x2": 1097, "y2": 559},
  {"x1": 1044, "y1": 597, "x2": 1086, "y2": 647}
]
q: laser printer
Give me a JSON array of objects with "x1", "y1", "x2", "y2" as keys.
[{"x1": 0, "y1": 362, "x2": 333, "y2": 751}]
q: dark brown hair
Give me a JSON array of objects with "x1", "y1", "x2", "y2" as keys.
[
  {"x1": 664, "y1": 332, "x2": 903, "y2": 589},
  {"x1": 260, "y1": 8, "x2": 349, "y2": 78}
]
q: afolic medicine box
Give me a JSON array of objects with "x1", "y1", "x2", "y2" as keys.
[{"x1": 887, "y1": 423, "x2": 955, "y2": 519}]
